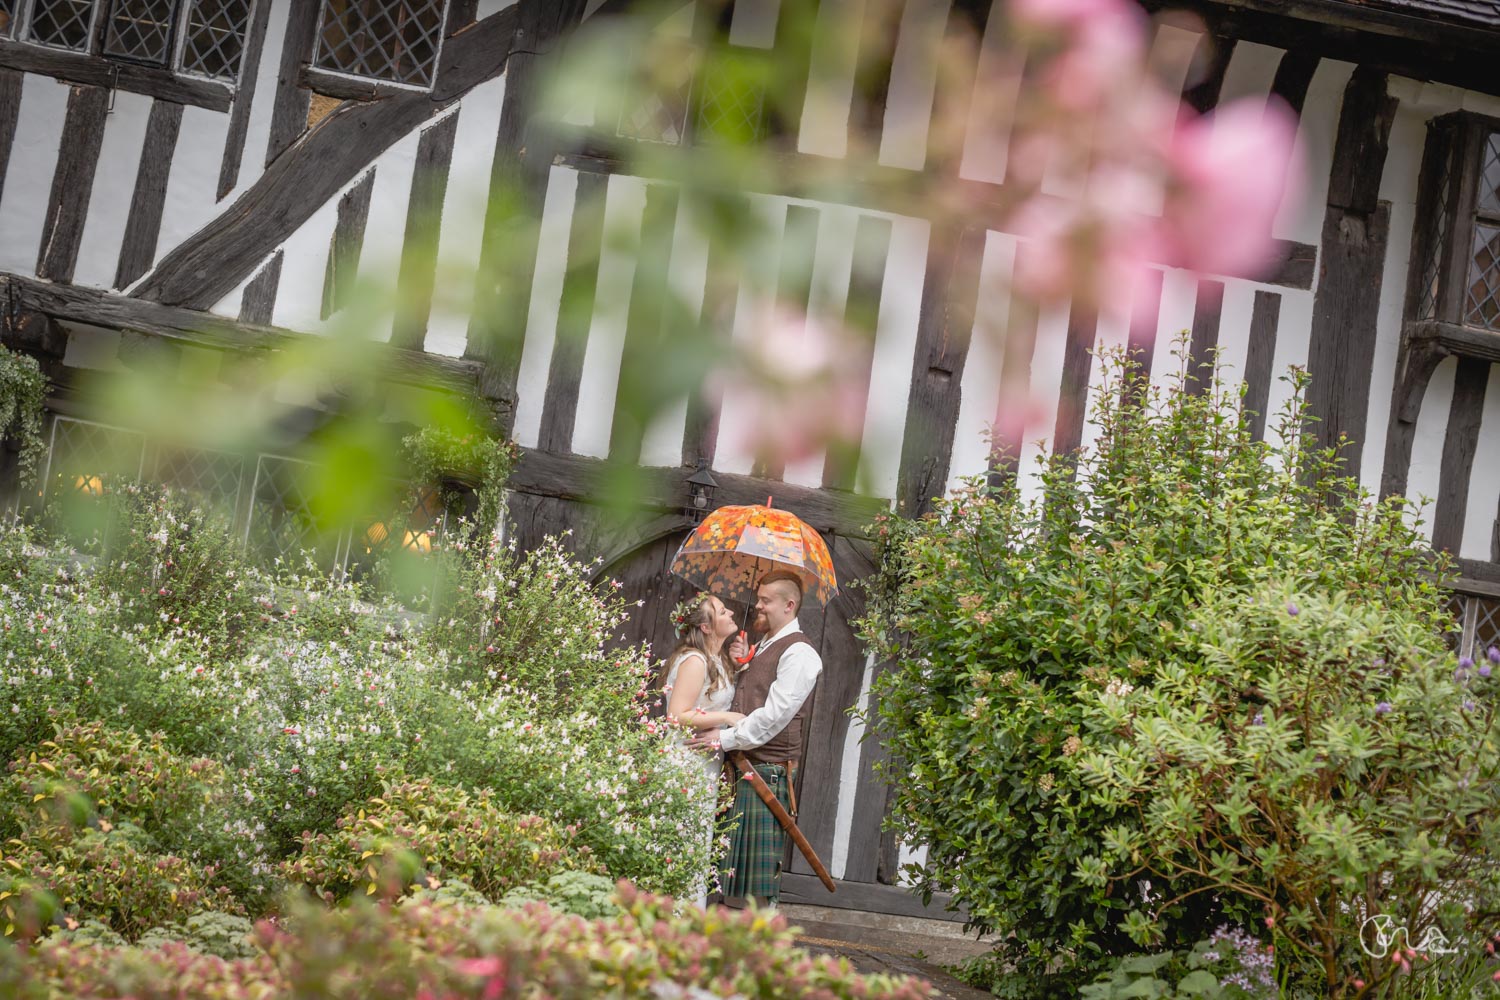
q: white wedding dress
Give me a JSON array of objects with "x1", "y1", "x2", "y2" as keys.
[{"x1": 662, "y1": 649, "x2": 735, "y2": 906}]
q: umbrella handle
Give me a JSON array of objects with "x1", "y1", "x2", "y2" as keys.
[{"x1": 733, "y1": 630, "x2": 757, "y2": 665}]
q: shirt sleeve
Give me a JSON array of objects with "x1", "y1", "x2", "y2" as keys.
[{"x1": 719, "y1": 642, "x2": 822, "y2": 752}]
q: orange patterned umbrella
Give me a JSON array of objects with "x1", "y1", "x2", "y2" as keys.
[{"x1": 670, "y1": 500, "x2": 838, "y2": 607}]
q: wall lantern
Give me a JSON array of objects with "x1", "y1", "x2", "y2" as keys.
[{"x1": 685, "y1": 462, "x2": 719, "y2": 521}]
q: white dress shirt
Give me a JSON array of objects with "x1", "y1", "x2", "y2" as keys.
[{"x1": 719, "y1": 617, "x2": 822, "y2": 752}]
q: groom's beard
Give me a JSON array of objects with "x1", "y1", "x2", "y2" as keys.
[{"x1": 753, "y1": 611, "x2": 769, "y2": 634}]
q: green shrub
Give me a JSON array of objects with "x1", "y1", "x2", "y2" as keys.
[
  {"x1": 0, "y1": 886, "x2": 934, "y2": 999},
  {"x1": 281, "y1": 778, "x2": 599, "y2": 903},
  {"x1": 497, "y1": 870, "x2": 620, "y2": 918},
  {"x1": 136, "y1": 911, "x2": 257, "y2": 959},
  {"x1": 1081, "y1": 926, "x2": 1276, "y2": 999},
  {"x1": 861, "y1": 351, "x2": 1463, "y2": 995}
]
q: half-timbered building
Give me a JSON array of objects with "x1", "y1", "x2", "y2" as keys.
[{"x1": 1, "y1": 0, "x2": 1499, "y2": 919}]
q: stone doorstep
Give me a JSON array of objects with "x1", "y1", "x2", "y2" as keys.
[{"x1": 781, "y1": 903, "x2": 999, "y2": 999}]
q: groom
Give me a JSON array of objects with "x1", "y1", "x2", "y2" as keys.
[{"x1": 690, "y1": 570, "x2": 822, "y2": 908}]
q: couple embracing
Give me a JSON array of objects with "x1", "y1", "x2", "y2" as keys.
[{"x1": 659, "y1": 571, "x2": 821, "y2": 908}]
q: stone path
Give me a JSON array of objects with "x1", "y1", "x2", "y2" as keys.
[{"x1": 784, "y1": 904, "x2": 996, "y2": 1000}]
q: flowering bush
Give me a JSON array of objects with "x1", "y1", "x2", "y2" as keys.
[
  {"x1": 862, "y1": 349, "x2": 1466, "y2": 996},
  {"x1": 0, "y1": 722, "x2": 254, "y2": 940},
  {"x1": 0, "y1": 886, "x2": 932, "y2": 999},
  {"x1": 281, "y1": 777, "x2": 599, "y2": 903},
  {"x1": 0, "y1": 504, "x2": 717, "y2": 913}
]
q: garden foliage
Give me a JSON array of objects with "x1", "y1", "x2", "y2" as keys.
[
  {"x1": 0, "y1": 886, "x2": 930, "y2": 999},
  {"x1": 862, "y1": 350, "x2": 1499, "y2": 996},
  {"x1": 0, "y1": 483, "x2": 716, "y2": 943}
]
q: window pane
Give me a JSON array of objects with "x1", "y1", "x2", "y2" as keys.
[
  {"x1": 617, "y1": 52, "x2": 696, "y2": 145},
  {"x1": 695, "y1": 58, "x2": 765, "y2": 143},
  {"x1": 102, "y1": 0, "x2": 176, "y2": 65},
  {"x1": 0, "y1": 2, "x2": 16, "y2": 39},
  {"x1": 179, "y1": 0, "x2": 253, "y2": 81},
  {"x1": 313, "y1": 0, "x2": 447, "y2": 89},
  {"x1": 26, "y1": 0, "x2": 97, "y2": 51},
  {"x1": 1465, "y1": 222, "x2": 1500, "y2": 330},
  {"x1": 1474, "y1": 597, "x2": 1500, "y2": 660},
  {"x1": 1481, "y1": 132, "x2": 1500, "y2": 217},
  {"x1": 1415, "y1": 138, "x2": 1457, "y2": 321}
]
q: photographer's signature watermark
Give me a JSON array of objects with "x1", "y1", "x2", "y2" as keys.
[{"x1": 1360, "y1": 914, "x2": 1460, "y2": 958}]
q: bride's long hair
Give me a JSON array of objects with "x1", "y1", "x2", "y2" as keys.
[{"x1": 661, "y1": 593, "x2": 733, "y2": 695}]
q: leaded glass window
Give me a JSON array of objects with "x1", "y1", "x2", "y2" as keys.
[
  {"x1": 25, "y1": 0, "x2": 97, "y2": 51},
  {"x1": 177, "y1": 0, "x2": 252, "y2": 81},
  {"x1": 0, "y1": 2, "x2": 17, "y2": 39},
  {"x1": 312, "y1": 0, "x2": 448, "y2": 90},
  {"x1": 101, "y1": 0, "x2": 176, "y2": 64},
  {"x1": 1407, "y1": 114, "x2": 1500, "y2": 335}
]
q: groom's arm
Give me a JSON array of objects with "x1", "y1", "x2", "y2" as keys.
[{"x1": 719, "y1": 644, "x2": 821, "y2": 752}]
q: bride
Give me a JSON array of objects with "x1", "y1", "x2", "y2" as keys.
[{"x1": 660, "y1": 592, "x2": 744, "y2": 904}]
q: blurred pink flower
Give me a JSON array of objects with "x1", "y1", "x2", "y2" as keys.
[
  {"x1": 1160, "y1": 98, "x2": 1301, "y2": 276},
  {"x1": 722, "y1": 305, "x2": 872, "y2": 466}
]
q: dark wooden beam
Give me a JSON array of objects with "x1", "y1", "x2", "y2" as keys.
[
  {"x1": 1187, "y1": 279, "x2": 1225, "y2": 395},
  {"x1": 508, "y1": 447, "x2": 889, "y2": 538},
  {"x1": 555, "y1": 137, "x2": 1319, "y2": 291},
  {"x1": 1053, "y1": 306, "x2": 1098, "y2": 459},
  {"x1": 1305, "y1": 67, "x2": 1396, "y2": 482},
  {"x1": 135, "y1": 7, "x2": 521, "y2": 310},
  {"x1": 1147, "y1": 0, "x2": 1500, "y2": 97},
  {"x1": 36, "y1": 84, "x2": 109, "y2": 283},
  {"x1": 1431, "y1": 358, "x2": 1490, "y2": 555},
  {"x1": 3, "y1": 274, "x2": 484, "y2": 396},
  {"x1": 216, "y1": 0, "x2": 276, "y2": 199},
  {"x1": 1269, "y1": 49, "x2": 1320, "y2": 116},
  {"x1": 1379, "y1": 338, "x2": 1447, "y2": 501},
  {"x1": 0, "y1": 69, "x2": 22, "y2": 207},
  {"x1": 265, "y1": 0, "x2": 321, "y2": 167},
  {"x1": 1126, "y1": 267, "x2": 1166, "y2": 388},
  {"x1": 391, "y1": 111, "x2": 462, "y2": 351},
  {"x1": 0, "y1": 41, "x2": 231, "y2": 110},
  {"x1": 609, "y1": 182, "x2": 681, "y2": 465},
  {"x1": 823, "y1": 214, "x2": 893, "y2": 492},
  {"x1": 895, "y1": 224, "x2": 986, "y2": 515},
  {"x1": 238, "y1": 251, "x2": 284, "y2": 326},
  {"x1": 1241, "y1": 290, "x2": 1282, "y2": 440},
  {"x1": 115, "y1": 100, "x2": 184, "y2": 290},
  {"x1": 1182, "y1": 34, "x2": 1236, "y2": 114},
  {"x1": 537, "y1": 171, "x2": 609, "y2": 455},
  {"x1": 320, "y1": 169, "x2": 376, "y2": 320}
]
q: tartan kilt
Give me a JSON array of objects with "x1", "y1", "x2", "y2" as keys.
[{"x1": 720, "y1": 761, "x2": 792, "y2": 901}]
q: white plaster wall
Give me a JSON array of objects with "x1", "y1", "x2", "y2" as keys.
[
  {"x1": 637, "y1": 191, "x2": 712, "y2": 468},
  {"x1": 1407, "y1": 356, "x2": 1458, "y2": 543},
  {"x1": 426, "y1": 75, "x2": 508, "y2": 358},
  {"x1": 856, "y1": 214, "x2": 927, "y2": 498},
  {"x1": 0, "y1": 75, "x2": 69, "y2": 276},
  {"x1": 572, "y1": 173, "x2": 648, "y2": 458},
  {"x1": 878, "y1": 0, "x2": 945, "y2": 171},
  {"x1": 353, "y1": 125, "x2": 425, "y2": 342},
  {"x1": 232, "y1": 0, "x2": 291, "y2": 197},
  {"x1": 512, "y1": 166, "x2": 583, "y2": 449},
  {"x1": 1461, "y1": 364, "x2": 1500, "y2": 561},
  {"x1": 799, "y1": 0, "x2": 861, "y2": 160},
  {"x1": 71, "y1": 91, "x2": 154, "y2": 289},
  {"x1": 1273, "y1": 59, "x2": 1354, "y2": 244},
  {"x1": 152, "y1": 104, "x2": 232, "y2": 272},
  {"x1": 947, "y1": 230, "x2": 1014, "y2": 491}
]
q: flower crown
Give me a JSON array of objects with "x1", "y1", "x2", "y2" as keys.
[{"x1": 670, "y1": 594, "x2": 710, "y2": 635}]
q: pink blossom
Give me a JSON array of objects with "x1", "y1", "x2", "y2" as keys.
[{"x1": 1160, "y1": 98, "x2": 1300, "y2": 277}]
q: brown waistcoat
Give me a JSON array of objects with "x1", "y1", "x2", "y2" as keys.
[{"x1": 729, "y1": 631, "x2": 815, "y2": 765}]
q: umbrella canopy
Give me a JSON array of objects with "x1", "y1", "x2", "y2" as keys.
[{"x1": 670, "y1": 502, "x2": 838, "y2": 607}]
